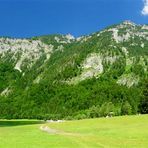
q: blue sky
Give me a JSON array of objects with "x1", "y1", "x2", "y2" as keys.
[{"x1": 0, "y1": 0, "x2": 147, "y2": 38}]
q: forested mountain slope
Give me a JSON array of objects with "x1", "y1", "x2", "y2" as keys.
[{"x1": 0, "y1": 21, "x2": 148, "y2": 119}]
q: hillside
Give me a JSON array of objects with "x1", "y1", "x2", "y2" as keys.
[{"x1": 0, "y1": 21, "x2": 148, "y2": 119}]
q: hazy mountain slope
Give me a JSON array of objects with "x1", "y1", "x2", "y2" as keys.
[{"x1": 0, "y1": 21, "x2": 147, "y2": 119}]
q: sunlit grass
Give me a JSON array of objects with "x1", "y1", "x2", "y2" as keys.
[{"x1": 0, "y1": 115, "x2": 148, "y2": 148}]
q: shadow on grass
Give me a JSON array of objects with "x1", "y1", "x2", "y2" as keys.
[{"x1": 0, "y1": 120, "x2": 44, "y2": 127}]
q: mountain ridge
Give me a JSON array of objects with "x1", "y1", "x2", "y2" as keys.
[{"x1": 0, "y1": 21, "x2": 147, "y2": 119}]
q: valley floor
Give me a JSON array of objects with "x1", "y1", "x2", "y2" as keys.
[{"x1": 0, "y1": 115, "x2": 148, "y2": 148}]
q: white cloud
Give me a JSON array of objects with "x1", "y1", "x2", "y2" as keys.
[{"x1": 142, "y1": 0, "x2": 148, "y2": 15}]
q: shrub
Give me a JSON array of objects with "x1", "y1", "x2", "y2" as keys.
[{"x1": 121, "y1": 101, "x2": 132, "y2": 115}]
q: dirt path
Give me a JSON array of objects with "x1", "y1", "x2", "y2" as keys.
[
  {"x1": 40, "y1": 125, "x2": 80, "y2": 136},
  {"x1": 40, "y1": 125, "x2": 106, "y2": 147}
]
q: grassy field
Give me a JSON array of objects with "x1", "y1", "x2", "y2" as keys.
[{"x1": 0, "y1": 115, "x2": 148, "y2": 148}]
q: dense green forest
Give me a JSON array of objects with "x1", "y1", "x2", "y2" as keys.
[{"x1": 0, "y1": 21, "x2": 148, "y2": 119}]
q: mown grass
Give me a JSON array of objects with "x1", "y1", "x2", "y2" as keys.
[{"x1": 0, "y1": 115, "x2": 148, "y2": 148}]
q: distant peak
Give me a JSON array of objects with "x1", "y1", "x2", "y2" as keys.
[
  {"x1": 122, "y1": 20, "x2": 136, "y2": 26},
  {"x1": 65, "y1": 34, "x2": 75, "y2": 40}
]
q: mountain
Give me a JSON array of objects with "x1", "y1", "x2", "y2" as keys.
[{"x1": 0, "y1": 21, "x2": 148, "y2": 119}]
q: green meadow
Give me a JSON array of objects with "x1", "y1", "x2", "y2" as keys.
[{"x1": 0, "y1": 115, "x2": 148, "y2": 148}]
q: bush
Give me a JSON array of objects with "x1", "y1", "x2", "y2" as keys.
[
  {"x1": 139, "y1": 81, "x2": 148, "y2": 114},
  {"x1": 88, "y1": 105, "x2": 100, "y2": 118},
  {"x1": 121, "y1": 101, "x2": 132, "y2": 115},
  {"x1": 99, "y1": 102, "x2": 115, "y2": 117},
  {"x1": 64, "y1": 116, "x2": 73, "y2": 120},
  {"x1": 74, "y1": 114, "x2": 87, "y2": 120}
]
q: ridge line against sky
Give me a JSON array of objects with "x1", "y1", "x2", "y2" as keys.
[{"x1": 0, "y1": 0, "x2": 147, "y2": 38}]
